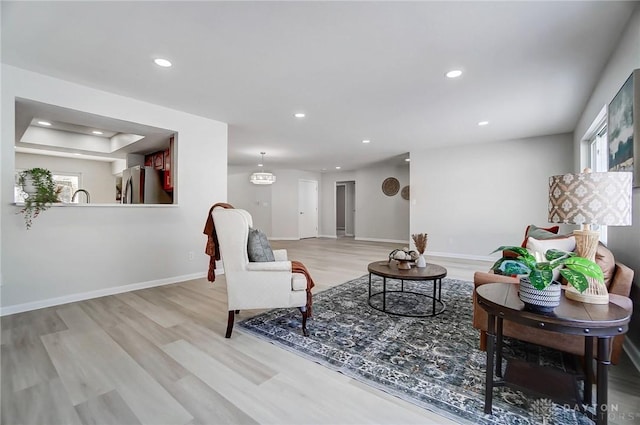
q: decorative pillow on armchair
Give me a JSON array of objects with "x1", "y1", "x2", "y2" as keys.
[
  {"x1": 247, "y1": 228, "x2": 275, "y2": 262},
  {"x1": 526, "y1": 236, "x2": 576, "y2": 257},
  {"x1": 520, "y1": 224, "x2": 561, "y2": 247},
  {"x1": 596, "y1": 242, "x2": 616, "y2": 289}
]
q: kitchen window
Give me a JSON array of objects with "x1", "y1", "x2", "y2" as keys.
[{"x1": 15, "y1": 170, "x2": 80, "y2": 204}]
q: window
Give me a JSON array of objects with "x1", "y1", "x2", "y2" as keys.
[
  {"x1": 585, "y1": 110, "x2": 608, "y2": 244},
  {"x1": 15, "y1": 170, "x2": 81, "y2": 203},
  {"x1": 589, "y1": 124, "x2": 608, "y2": 173}
]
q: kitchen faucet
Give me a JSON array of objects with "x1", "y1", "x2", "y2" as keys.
[{"x1": 71, "y1": 189, "x2": 91, "y2": 203}]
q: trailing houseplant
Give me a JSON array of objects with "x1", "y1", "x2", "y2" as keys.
[
  {"x1": 17, "y1": 168, "x2": 58, "y2": 230},
  {"x1": 490, "y1": 246, "x2": 604, "y2": 311},
  {"x1": 491, "y1": 246, "x2": 604, "y2": 292}
]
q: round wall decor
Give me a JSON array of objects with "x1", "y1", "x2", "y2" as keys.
[
  {"x1": 401, "y1": 185, "x2": 410, "y2": 200},
  {"x1": 382, "y1": 177, "x2": 400, "y2": 196}
]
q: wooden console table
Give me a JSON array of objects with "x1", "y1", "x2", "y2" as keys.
[{"x1": 476, "y1": 283, "x2": 630, "y2": 425}]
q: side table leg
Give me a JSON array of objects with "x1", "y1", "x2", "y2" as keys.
[
  {"x1": 584, "y1": 336, "x2": 594, "y2": 406},
  {"x1": 596, "y1": 337, "x2": 612, "y2": 425},
  {"x1": 496, "y1": 317, "x2": 503, "y2": 378},
  {"x1": 368, "y1": 273, "x2": 372, "y2": 299},
  {"x1": 484, "y1": 313, "x2": 496, "y2": 414}
]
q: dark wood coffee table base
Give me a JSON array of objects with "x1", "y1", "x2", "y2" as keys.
[{"x1": 367, "y1": 261, "x2": 447, "y2": 318}]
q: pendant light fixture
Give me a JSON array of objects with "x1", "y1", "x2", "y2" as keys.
[{"x1": 250, "y1": 152, "x2": 276, "y2": 185}]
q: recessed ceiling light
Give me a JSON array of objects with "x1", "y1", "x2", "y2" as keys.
[
  {"x1": 38, "y1": 121, "x2": 52, "y2": 126},
  {"x1": 73, "y1": 153, "x2": 82, "y2": 156},
  {"x1": 294, "y1": 112, "x2": 306, "y2": 118},
  {"x1": 154, "y1": 58, "x2": 172, "y2": 67},
  {"x1": 446, "y1": 69, "x2": 463, "y2": 79},
  {"x1": 362, "y1": 139, "x2": 371, "y2": 144},
  {"x1": 92, "y1": 130, "x2": 103, "y2": 135},
  {"x1": 258, "y1": 163, "x2": 264, "y2": 167},
  {"x1": 335, "y1": 166, "x2": 341, "y2": 170},
  {"x1": 478, "y1": 121, "x2": 489, "y2": 126},
  {"x1": 321, "y1": 168, "x2": 327, "y2": 171},
  {"x1": 405, "y1": 158, "x2": 411, "y2": 162}
]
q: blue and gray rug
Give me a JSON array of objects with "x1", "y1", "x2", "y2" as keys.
[{"x1": 239, "y1": 275, "x2": 592, "y2": 425}]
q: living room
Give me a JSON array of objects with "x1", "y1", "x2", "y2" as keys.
[{"x1": 2, "y1": 2, "x2": 640, "y2": 424}]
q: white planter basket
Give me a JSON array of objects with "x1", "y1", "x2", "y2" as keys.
[
  {"x1": 518, "y1": 277, "x2": 561, "y2": 313},
  {"x1": 22, "y1": 176, "x2": 38, "y2": 195}
]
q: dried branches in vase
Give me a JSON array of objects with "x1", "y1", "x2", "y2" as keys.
[{"x1": 411, "y1": 233, "x2": 428, "y2": 255}]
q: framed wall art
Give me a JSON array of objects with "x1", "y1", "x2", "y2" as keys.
[{"x1": 607, "y1": 69, "x2": 640, "y2": 187}]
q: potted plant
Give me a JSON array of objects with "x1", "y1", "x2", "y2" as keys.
[
  {"x1": 490, "y1": 246, "x2": 604, "y2": 312},
  {"x1": 17, "y1": 168, "x2": 58, "y2": 230}
]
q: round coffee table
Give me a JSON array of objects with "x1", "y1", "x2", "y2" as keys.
[{"x1": 367, "y1": 260, "x2": 448, "y2": 317}]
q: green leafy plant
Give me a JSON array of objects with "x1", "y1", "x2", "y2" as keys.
[
  {"x1": 490, "y1": 246, "x2": 604, "y2": 293},
  {"x1": 17, "y1": 168, "x2": 58, "y2": 230}
]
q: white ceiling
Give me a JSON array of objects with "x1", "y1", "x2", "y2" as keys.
[
  {"x1": 14, "y1": 98, "x2": 176, "y2": 160},
  {"x1": 2, "y1": 1, "x2": 636, "y2": 171}
]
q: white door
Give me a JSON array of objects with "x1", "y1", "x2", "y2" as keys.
[{"x1": 299, "y1": 180, "x2": 318, "y2": 239}]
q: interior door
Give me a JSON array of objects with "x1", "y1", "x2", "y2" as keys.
[
  {"x1": 298, "y1": 180, "x2": 318, "y2": 239},
  {"x1": 336, "y1": 184, "x2": 346, "y2": 231}
]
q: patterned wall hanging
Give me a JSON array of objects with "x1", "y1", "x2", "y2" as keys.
[{"x1": 382, "y1": 177, "x2": 400, "y2": 196}]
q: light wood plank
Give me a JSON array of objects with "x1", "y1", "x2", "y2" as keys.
[
  {"x1": 115, "y1": 291, "x2": 188, "y2": 328},
  {"x1": 40, "y1": 330, "x2": 120, "y2": 405},
  {"x1": 171, "y1": 321, "x2": 278, "y2": 385},
  {"x1": 103, "y1": 321, "x2": 190, "y2": 389},
  {"x1": 74, "y1": 390, "x2": 142, "y2": 425},
  {"x1": 1, "y1": 330, "x2": 59, "y2": 392},
  {"x1": 170, "y1": 374, "x2": 259, "y2": 425},
  {"x1": 105, "y1": 353, "x2": 193, "y2": 425},
  {"x1": 1, "y1": 377, "x2": 82, "y2": 425},
  {"x1": 163, "y1": 339, "x2": 293, "y2": 424}
]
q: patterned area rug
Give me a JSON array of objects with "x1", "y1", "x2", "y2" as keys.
[{"x1": 239, "y1": 276, "x2": 592, "y2": 425}]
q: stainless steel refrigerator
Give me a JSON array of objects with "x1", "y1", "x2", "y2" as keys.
[{"x1": 121, "y1": 165, "x2": 172, "y2": 204}]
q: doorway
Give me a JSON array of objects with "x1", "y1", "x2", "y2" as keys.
[
  {"x1": 336, "y1": 181, "x2": 355, "y2": 237},
  {"x1": 298, "y1": 179, "x2": 318, "y2": 239}
]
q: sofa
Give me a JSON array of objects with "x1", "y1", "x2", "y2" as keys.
[{"x1": 472, "y1": 225, "x2": 634, "y2": 364}]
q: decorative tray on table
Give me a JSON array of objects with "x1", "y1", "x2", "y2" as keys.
[{"x1": 388, "y1": 249, "x2": 419, "y2": 269}]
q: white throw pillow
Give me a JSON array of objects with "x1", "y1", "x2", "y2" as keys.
[
  {"x1": 526, "y1": 236, "x2": 576, "y2": 257},
  {"x1": 526, "y1": 236, "x2": 576, "y2": 281}
]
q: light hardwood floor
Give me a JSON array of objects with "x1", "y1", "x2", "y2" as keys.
[{"x1": 1, "y1": 237, "x2": 639, "y2": 425}]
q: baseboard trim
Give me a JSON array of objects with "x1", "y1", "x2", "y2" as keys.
[
  {"x1": 426, "y1": 250, "x2": 496, "y2": 263},
  {"x1": 624, "y1": 338, "x2": 640, "y2": 373},
  {"x1": 319, "y1": 234, "x2": 338, "y2": 239},
  {"x1": 355, "y1": 237, "x2": 408, "y2": 244},
  {"x1": 0, "y1": 272, "x2": 207, "y2": 316},
  {"x1": 269, "y1": 237, "x2": 300, "y2": 241}
]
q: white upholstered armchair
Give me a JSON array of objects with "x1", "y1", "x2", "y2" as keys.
[{"x1": 212, "y1": 208, "x2": 309, "y2": 338}]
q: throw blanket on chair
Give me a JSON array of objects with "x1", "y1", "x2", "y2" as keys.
[
  {"x1": 292, "y1": 260, "x2": 315, "y2": 317},
  {"x1": 203, "y1": 202, "x2": 234, "y2": 282}
]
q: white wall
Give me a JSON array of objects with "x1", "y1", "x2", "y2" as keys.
[
  {"x1": 319, "y1": 162, "x2": 410, "y2": 243},
  {"x1": 228, "y1": 167, "x2": 321, "y2": 239},
  {"x1": 573, "y1": 6, "x2": 640, "y2": 357},
  {"x1": 16, "y1": 152, "x2": 116, "y2": 203},
  {"x1": 1, "y1": 65, "x2": 228, "y2": 313},
  {"x1": 410, "y1": 134, "x2": 574, "y2": 260},
  {"x1": 227, "y1": 165, "x2": 272, "y2": 235},
  {"x1": 271, "y1": 169, "x2": 321, "y2": 239}
]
